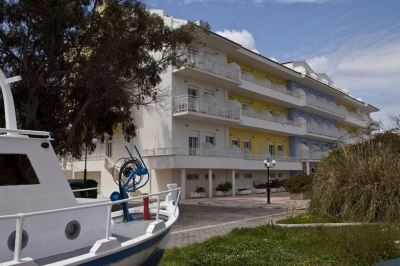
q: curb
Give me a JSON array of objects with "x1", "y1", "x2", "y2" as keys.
[{"x1": 273, "y1": 222, "x2": 366, "y2": 228}]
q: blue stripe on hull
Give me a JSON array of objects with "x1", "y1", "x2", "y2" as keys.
[
  {"x1": 142, "y1": 248, "x2": 165, "y2": 266},
  {"x1": 79, "y1": 229, "x2": 169, "y2": 266}
]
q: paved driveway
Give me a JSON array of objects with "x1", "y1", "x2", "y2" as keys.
[{"x1": 167, "y1": 193, "x2": 291, "y2": 248}]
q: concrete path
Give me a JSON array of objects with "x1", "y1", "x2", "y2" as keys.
[{"x1": 167, "y1": 193, "x2": 298, "y2": 248}]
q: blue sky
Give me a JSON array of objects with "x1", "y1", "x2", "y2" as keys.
[{"x1": 144, "y1": 0, "x2": 400, "y2": 126}]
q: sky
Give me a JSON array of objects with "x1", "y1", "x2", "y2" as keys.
[{"x1": 144, "y1": 0, "x2": 400, "y2": 127}]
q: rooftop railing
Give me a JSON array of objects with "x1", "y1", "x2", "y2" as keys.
[
  {"x1": 173, "y1": 95, "x2": 242, "y2": 121},
  {"x1": 186, "y1": 54, "x2": 241, "y2": 82}
]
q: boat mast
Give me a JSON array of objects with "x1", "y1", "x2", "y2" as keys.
[{"x1": 0, "y1": 69, "x2": 21, "y2": 134}]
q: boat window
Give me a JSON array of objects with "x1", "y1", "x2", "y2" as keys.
[{"x1": 0, "y1": 154, "x2": 40, "y2": 186}]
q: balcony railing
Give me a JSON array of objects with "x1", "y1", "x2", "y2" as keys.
[
  {"x1": 242, "y1": 108, "x2": 300, "y2": 127},
  {"x1": 173, "y1": 95, "x2": 242, "y2": 121},
  {"x1": 305, "y1": 95, "x2": 347, "y2": 117},
  {"x1": 301, "y1": 150, "x2": 331, "y2": 161},
  {"x1": 186, "y1": 54, "x2": 241, "y2": 81},
  {"x1": 241, "y1": 72, "x2": 299, "y2": 98},
  {"x1": 142, "y1": 146, "x2": 299, "y2": 162},
  {"x1": 346, "y1": 111, "x2": 366, "y2": 121},
  {"x1": 306, "y1": 124, "x2": 344, "y2": 139}
]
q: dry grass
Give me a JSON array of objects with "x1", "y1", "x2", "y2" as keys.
[{"x1": 310, "y1": 133, "x2": 400, "y2": 223}]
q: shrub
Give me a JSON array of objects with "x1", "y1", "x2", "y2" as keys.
[
  {"x1": 216, "y1": 182, "x2": 232, "y2": 192},
  {"x1": 195, "y1": 186, "x2": 205, "y2": 193},
  {"x1": 270, "y1": 179, "x2": 282, "y2": 188},
  {"x1": 253, "y1": 180, "x2": 282, "y2": 189},
  {"x1": 253, "y1": 181, "x2": 267, "y2": 189},
  {"x1": 310, "y1": 132, "x2": 400, "y2": 223},
  {"x1": 282, "y1": 175, "x2": 312, "y2": 194}
]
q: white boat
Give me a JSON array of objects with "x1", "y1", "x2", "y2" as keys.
[{"x1": 0, "y1": 69, "x2": 181, "y2": 266}]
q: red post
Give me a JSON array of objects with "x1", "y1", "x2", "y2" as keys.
[{"x1": 143, "y1": 193, "x2": 150, "y2": 220}]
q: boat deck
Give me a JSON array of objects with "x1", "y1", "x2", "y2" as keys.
[{"x1": 35, "y1": 218, "x2": 154, "y2": 265}]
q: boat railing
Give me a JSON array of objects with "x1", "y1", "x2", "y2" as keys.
[
  {"x1": 0, "y1": 187, "x2": 181, "y2": 263},
  {"x1": 0, "y1": 128, "x2": 52, "y2": 139}
]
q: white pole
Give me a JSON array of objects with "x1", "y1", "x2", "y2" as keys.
[
  {"x1": 0, "y1": 69, "x2": 21, "y2": 133},
  {"x1": 208, "y1": 169, "x2": 213, "y2": 198},
  {"x1": 232, "y1": 169, "x2": 236, "y2": 196},
  {"x1": 105, "y1": 204, "x2": 112, "y2": 240},
  {"x1": 13, "y1": 214, "x2": 24, "y2": 262},
  {"x1": 180, "y1": 169, "x2": 186, "y2": 200}
]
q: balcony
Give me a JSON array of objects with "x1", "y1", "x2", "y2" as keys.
[
  {"x1": 306, "y1": 123, "x2": 344, "y2": 140},
  {"x1": 172, "y1": 95, "x2": 242, "y2": 124},
  {"x1": 304, "y1": 94, "x2": 347, "y2": 119},
  {"x1": 235, "y1": 72, "x2": 301, "y2": 106},
  {"x1": 344, "y1": 111, "x2": 368, "y2": 127},
  {"x1": 142, "y1": 146, "x2": 302, "y2": 171},
  {"x1": 241, "y1": 108, "x2": 306, "y2": 135},
  {"x1": 301, "y1": 150, "x2": 331, "y2": 161},
  {"x1": 174, "y1": 54, "x2": 241, "y2": 87}
]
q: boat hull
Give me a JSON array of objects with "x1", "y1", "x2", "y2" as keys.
[{"x1": 80, "y1": 230, "x2": 170, "y2": 266}]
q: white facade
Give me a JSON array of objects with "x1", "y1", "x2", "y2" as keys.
[{"x1": 64, "y1": 10, "x2": 379, "y2": 200}]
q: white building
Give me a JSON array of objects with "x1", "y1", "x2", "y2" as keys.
[{"x1": 63, "y1": 10, "x2": 379, "y2": 199}]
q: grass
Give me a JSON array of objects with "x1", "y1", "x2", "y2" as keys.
[
  {"x1": 161, "y1": 224, "x2": 400, "y2": 266},
  {"x1": 277, "y1": 214, "x2": 344, "y2": 224}
]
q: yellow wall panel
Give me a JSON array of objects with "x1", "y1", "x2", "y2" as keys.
[
  {"x1": 228, "y1": 58, "x2": 287, "y2": 86},
  {"x1": 336, "y1": 99, "x2": 356, "y2": 112},
  {"x1": 228, "y1": 127, "x2": 289, "y2": 156},
  {"x1": 337, "y1": 122, "x2": 357, "y2": 133}
]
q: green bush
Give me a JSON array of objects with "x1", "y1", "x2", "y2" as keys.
[
  {"x1": 282, "y1": 174, "x2": 311, "y2": 194},
  {"x1": 310, "y1": 132, "x2": 400, "y2": 223},
  {"x1": 195, "y1": 186, "x2": 205, "y2": 193},
  {"x1": 253, "y1": 181, "x2": 267, "y2": 189},
  {"x1": 216, "y1": 182, "x2": 232, "y2": 192}
]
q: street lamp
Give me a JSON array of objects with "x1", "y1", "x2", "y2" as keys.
[
  {"x1": 263, "y1": 158, "x2": 276, "y2": 204},
  {"x1": 83, "y1": 137, "x2": 99, "y2": 185}
]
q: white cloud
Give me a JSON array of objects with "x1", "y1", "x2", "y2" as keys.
[
  {"x1": 216, "y1": 29, "x2": 259, "y2": 53},
  {"x1": 181, "y1": 0, "x2": 266, "y2": 3},
  {"x1": 272, "y1": 0, "x2": 330, "y2": 3},
  {"x1": 306, "y1": 33, "x2": 400, "y2": 126},
  {"x1": 307, "y1": 56, "x2": 329, "y2": 72}
]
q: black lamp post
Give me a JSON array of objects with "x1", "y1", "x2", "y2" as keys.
[
  {"x1": 263, "y1": 158, "x2": 276, "y2": 204},
  {"x1": 83, "y1": 137, "x2": 99, "y2": 186}
]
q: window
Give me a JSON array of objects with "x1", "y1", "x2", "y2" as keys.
[
  {"x1": 268, "y1": 144, "x2": 275, "y2": 156},
  {"x1": 188, "y1": 88, "x2": 197, "y2": 97},
  {"x1": 205, "y1": 133, "x2": 215, "y2": 146},
  {"x1": 204, "y1": 174, "x2": 216, "y2": 180},
  {"x1": 189, "y1": 131, "x2": 200, "y2": 156},
  {"x1": 106, "y1": 141, "x2": 112, "y2": 157},
  {"x1": 235, "y1": 173, "x2": 240, "y2": 179},
  {"x1": 231, "y1": 138, "x2": 240, "y2": 147},
  {"x1": 278, "y1": 173, "x2": 283, "y2": 179},
  {"x1": 277, "y1": 144, "x2": 283, "y2": 155},
  {"x1": 0, "y1": 154, "x2": 40, "y2": 186},
  {"x1": 187, "y1": 88, "x2": 197, "y2": 111},
  {"x1": 203, "y1": 89, "x2": 216, "y2": 100},
  {"x1": 241, "y1": 103, "x2": 252, "y2": 116},
  {"x1": 244, "y1": 173, "x2": 252, "y2": 179},
  {"x1": 243, "y1": 140, "x2": 252, "y2": 150},
  {"x1": 187, "y1": 174, "x2": 199, "y2": 180}
]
